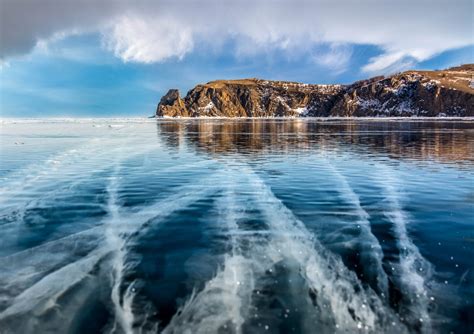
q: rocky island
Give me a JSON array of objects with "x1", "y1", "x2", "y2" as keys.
[{"x1": 156, "y1": 64, "x2": 473, "y2": 117}]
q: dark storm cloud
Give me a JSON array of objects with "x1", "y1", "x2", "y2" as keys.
[{"x1": 0, "y1": 0, "x2": 124, "y2": 58}]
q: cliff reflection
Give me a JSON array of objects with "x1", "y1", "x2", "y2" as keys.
[{"x1": 156, "y1": 119, "x2": 474, "y2": 164}]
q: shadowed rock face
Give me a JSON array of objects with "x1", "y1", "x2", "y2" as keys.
[{"x1": 156, "y1": 65, "x2": 474, "y2": 117}]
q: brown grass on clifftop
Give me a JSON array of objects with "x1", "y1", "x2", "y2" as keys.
[{"x1": 405, "y1": 64, "x2": 473, "y2": 94}]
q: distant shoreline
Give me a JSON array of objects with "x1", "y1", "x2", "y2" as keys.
[{"x1": 2, "y1": 116, "x2": 474, "y2": 124}]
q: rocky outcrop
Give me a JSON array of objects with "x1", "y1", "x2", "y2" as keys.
[
  {"x1": 332, "y1": 66, "x2": 474, "y2": 117},
  {"x1": 156, "y1": 89, "x2": 190, "y2": 117},
  {"x1": 156, "y1": 65, "x2": 474, "y2": 117}
]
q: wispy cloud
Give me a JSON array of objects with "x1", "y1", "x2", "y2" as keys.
[
  {"x1": 312, "y1": 44, "x2": 353, "y2": 74},
  {"x1": 1, "y1": 0, "x2": 472, "y2": 74}
]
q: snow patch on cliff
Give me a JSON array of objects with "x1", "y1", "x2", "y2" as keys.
[
  {"x1": 199, "y1": 101, "x2": 215, "y2": 113},
  {"x1": 354, "y1": 97, "x2": 418, "y2": 116},
  {"x1": 357, "y1": 98, "x2": 381, "y2": 109},
  {"x1": 294, "y1": 107, "x2": 308, "y2": 115}
]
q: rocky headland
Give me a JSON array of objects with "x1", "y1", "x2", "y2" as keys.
[{"x1": 156, "y1": 64, "x2": 473, "y2": 117}]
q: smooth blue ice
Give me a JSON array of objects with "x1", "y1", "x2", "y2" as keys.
[{"x1": 0, "y1": 119, "x2": 473, "y2": 334}]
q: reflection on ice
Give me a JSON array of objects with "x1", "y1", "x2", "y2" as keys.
[{"x1": 0, "y1": 119, "x2": 472, "y2": 333}]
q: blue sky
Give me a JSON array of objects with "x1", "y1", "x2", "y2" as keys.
[{"x1": 0, "y1": 0, "x2": 472, "y2": 117}]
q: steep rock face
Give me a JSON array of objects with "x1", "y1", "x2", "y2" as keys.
[
  {"x1": 181, "y1": 79, "x2": 343, "y2": 117},
  {"x1": 333, "y1": 67, "x2": 474, "y2": 116},
  {"x1": 156, "y1": 65, "x2": 473, "y2": 117},
  {"x1": 156, "y1": 89, "x2": 189, "y2": 117}
]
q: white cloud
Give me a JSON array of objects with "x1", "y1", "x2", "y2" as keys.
[
  {"x1": 312, "y1": 44, "x2": 353, "y2": 74},
  {"x1": 0, "y1": 60, "x2": 10, "y2": 70},
  {"x1": 362, "y1": 51, "x2": 407, "y2": 73},
  {"x1": 363, "y1": 54, "x2": 417, "y2": 75},
  {"x1": 1, "y1": 0, "x2": 472, "y2": 73},
  {"x1": 103, "y1": 15, "x2": 194, "y2": 63}
]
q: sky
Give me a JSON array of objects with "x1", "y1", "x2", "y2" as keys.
[{"x1": 0, "y1": 0, "x2": 472, "y2": 117}]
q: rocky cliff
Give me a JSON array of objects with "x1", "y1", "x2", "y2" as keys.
[{"x1": 156, "y1": 65, "x2": 474, "y2": 117}]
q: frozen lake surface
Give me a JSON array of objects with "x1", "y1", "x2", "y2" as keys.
[{"x1": 0, "y1": 119, "x2": 473, "y2": 333}]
